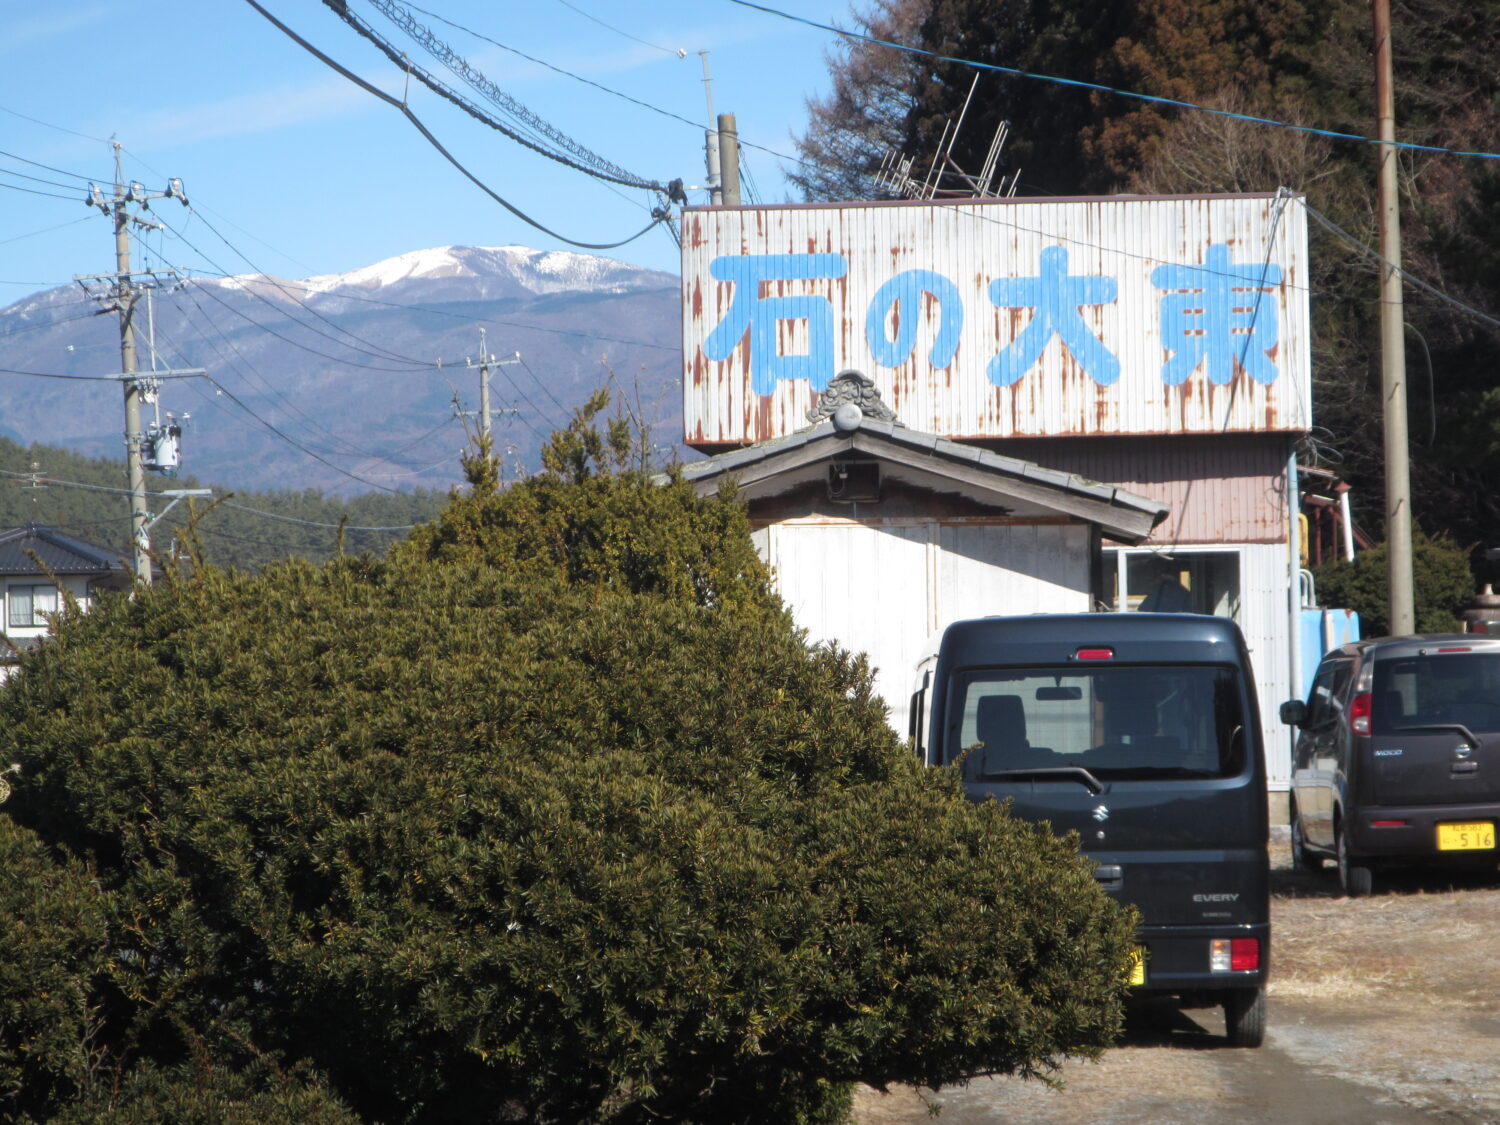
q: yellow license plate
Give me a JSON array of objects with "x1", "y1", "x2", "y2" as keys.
[
  {"x1": 1437, "y1": 822, "x2": 1496, "y2": 851},
  {"x1": 1126, "y1": 947, "x2": 1147, "y2": 987}
]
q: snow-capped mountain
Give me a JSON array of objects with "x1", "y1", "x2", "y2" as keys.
[{"x1": 0, "y1": 247, "x2": 684, "y2": 496}]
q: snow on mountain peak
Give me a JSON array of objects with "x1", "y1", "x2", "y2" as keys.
[{"x1": 294, "y1": 245, "x2": 672, "y2": 298}]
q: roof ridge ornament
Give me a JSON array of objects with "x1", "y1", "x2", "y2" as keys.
[{"x1": 806, "y1": 370, "x2": 903, "y2": 428}]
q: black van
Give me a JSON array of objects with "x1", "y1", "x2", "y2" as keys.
[
  {"x1": 910, "y1": 613, "x2": 1270, "y2": 1047},
  {"x1": 1280, "y1": 634, "x2": 1500, "y2": 896}
]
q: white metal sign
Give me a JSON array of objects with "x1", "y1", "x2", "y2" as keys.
[{"x1": 681, "y1": 195, "x2": 1311, "y2": 444}]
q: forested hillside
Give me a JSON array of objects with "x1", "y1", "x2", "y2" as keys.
[
  {"x1": 793, "y1": 0, "x2": 1500, "y2": 573},
  {"x1": 0, "y1": 437, "x2": 447, "y2": 570}
]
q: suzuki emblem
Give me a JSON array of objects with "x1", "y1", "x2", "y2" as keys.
[{"x1": 1092, "y1": 805, "x2": 1110, "y2": 822}]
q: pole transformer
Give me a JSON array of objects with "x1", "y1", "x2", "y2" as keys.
[{"x1": 83, "y1": 142, "x2": 190, "y2": 585}]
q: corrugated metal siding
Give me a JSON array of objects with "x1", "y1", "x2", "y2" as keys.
[
  {"x1": 754, "y1": 519, "x2": 1090, "y2": 736},
  {"x1": 683, "y1": 195, "x2": 1311, "y2": 446},
  {"x1": 1239, "y1": 543, "x2": 1295, "y2": 787},
  {"x1": 997, "y1": 434, "x2": 1292, "y2": 545}
]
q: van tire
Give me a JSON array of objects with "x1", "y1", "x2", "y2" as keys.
[
  {"x1": 1289, "y1": 800, "x2": 1320, "y2": 871},
  {"x1": 1223, "y1": 986, "x2": 1266, "y2": 1047},
  {"x1": 1337, "y1": 821, "x2": 1374, "y2": 897}
]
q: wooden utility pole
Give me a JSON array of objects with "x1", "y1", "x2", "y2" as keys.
[
  {"x1": 1374, "y1": 0, "x2": 1415, "y2": 634},
  {"x1": 718, "y1": 114, "x2": 741, "y2": 206}
]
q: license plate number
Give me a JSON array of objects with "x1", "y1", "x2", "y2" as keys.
[
  {"x1": 1437, "y1": 821, "x2": 1495, "y2": 851},
  {"x1": 1126, "y1": 947, "x2": 1147, "y2": 987}
]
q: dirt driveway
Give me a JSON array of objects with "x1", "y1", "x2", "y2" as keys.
[{"x1": 854, "y1": 831, "x2": 1500, "y2": 1124}]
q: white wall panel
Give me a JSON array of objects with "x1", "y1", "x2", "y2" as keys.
[{"x1": 754, "y1": 520, "x2": 1090, "y2": 736}]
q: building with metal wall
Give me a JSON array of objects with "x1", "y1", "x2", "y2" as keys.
[{"x1": 679, "y1": 193, "x2": 1311, "y2": 790}]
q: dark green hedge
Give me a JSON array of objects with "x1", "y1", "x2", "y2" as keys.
[{"x1": 1, "y1": 431, "x2": 1133, "y2": 1123}]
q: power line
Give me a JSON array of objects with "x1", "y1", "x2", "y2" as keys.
[
  {"x1": 731, "y1": 0, "x2": 1500, "y2": 164},
  {"x1": 243, "y1": 0, "x2": 675, "y2": 251},
  {"x1": 161, "y1": 208, "x2": 437, "y2": 368},
  {"x1": 361, "y1": 0, "x2": 660, "y2": 189},
  {"x1": 552, "y1": 0, "x2": 684, "y2": 57},
  {"x1": 1298, "y1": 199, "x2": 1500, "y2": 338}
]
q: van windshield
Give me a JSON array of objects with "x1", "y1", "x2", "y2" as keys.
[
  {"x1": 1372, "y1": 652, "x2": 1500, "y2": 735},
  {"x1": 947, "y1": 665, "x2": 1247, "y2": 781}
]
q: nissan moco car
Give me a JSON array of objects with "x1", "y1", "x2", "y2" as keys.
[
  {"x1": 1280, "y1": 634, "x2": 1500, "y2": 896},
  {"x1": 911, "y1": 613, "x2": 1271, "y2": 1048}
]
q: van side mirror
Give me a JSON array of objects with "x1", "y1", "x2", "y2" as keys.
[{"x1": 1279, "y1": 699, "x2": 1308, "y2": 727}]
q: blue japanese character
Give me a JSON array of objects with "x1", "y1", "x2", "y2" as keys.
[
  {"x1": 702, "y1": 253, "x2": 847, "y2": 395},
  {"x1": 1152, "y1": 243, "x2": 1283, "y2": 386},
  {"x1": 865, "y1": 269, "x2": 963, "y2": 370},
  {"x1": 987, "y1": 246, "x2": 1120, "y2": 387}
]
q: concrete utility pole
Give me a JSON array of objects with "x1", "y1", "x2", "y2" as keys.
[
  {"x1": 460, "y1": 330, "x2": 519, "y2": 438},
  {"x1": 83, "y1": 142, "x2": 192, "y2": 585},
  {"x1": 1374, "y1": 0, "x2": 1416, "y2": 634},
  {"x1": 699, "y1": 52, "x2": 722, "y2": 205}
]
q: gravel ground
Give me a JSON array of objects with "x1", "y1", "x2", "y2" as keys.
[{"x1": 853, "y1": 829, "x2": 1500, "y2": 1124}]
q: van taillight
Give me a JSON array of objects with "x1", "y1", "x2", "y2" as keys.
[
  {"x1": 1210, "y1": 938, "x2": 1260, "y2": 973},
  {"x1": 1075, "y1": 647, "x2": 1114, "y2": 661},
  {"x1": 1349, "y1": 691, "x2": 1372, "y2": 735}
]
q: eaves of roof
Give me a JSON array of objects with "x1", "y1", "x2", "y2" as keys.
[
  {"x1": 665, "y1": 420, "x2": 1170, "y2": 544},
  {"x1": 0, "y1": 524, "x2": 128, "y2": 576}
]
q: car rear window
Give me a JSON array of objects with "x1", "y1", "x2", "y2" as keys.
[
  {"x1": 948, "y1": 665, "x2": 1247, "y2": 780},
  {"x1": 1372, "y1": 651, "x2": 1500, "y2": 735}
]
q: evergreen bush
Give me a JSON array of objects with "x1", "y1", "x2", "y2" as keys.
[{"x1": 0, "y1": 405, "x2": 1134, "y2": 1123}]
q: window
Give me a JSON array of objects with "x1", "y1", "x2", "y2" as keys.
[
  {"x1": 7, "y1": 584, "x2": 58, "y2": 628},
  {"x1": 1372, "y1": 653, "x2": 1500, "y2": 735},
  {"x1": 947, "y1": 664, "x2": 1247, "y2": 781},
  {"x1": 1306, "y1": 660, "x2": 1353, "y2": 730},
  {"x1": 1104, "y1": 549, "x2": 1241, "y2": 620}
]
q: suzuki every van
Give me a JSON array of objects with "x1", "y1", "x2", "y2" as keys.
[{"x1": 910, "y1": 613, "x2": 1270, "y2": 1046}]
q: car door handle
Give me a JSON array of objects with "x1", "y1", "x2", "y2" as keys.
[
  {"x1": 1094, "y1": 864, "x2": 1123, "y2": 891},
  {"x1": 1451, "y1": 761, "x2": 1480, "y2": 775}
]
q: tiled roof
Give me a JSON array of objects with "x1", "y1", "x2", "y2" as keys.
[{"x1": 0, "y1": 524, "x2": 127, "y2": 576}]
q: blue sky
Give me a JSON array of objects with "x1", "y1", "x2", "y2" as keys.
[{"x1": 1, "y1": 0, "x2": 854, "y2": 298}]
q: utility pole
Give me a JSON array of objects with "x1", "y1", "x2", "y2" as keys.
[
  {"x1": 459, "y1": 330, "x2": 519, "y2": 438},
  {"x1": 717, "y1": 113, "x2": 742, "y2": 206},
  {"x1": 699, "y1": 52, "x2": 722, "y2": 205},
  {"x1": 1374, "y1": 0, "x2": 1415, "y2": 634},
  {"x1": 82, "y1": 141, "x2": 191, "y2": 585}
]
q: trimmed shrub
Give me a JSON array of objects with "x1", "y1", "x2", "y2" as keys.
[{"x1": 1, "y1": 414, "x2": 1133, "y2": 1123}]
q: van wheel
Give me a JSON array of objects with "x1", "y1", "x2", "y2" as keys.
[
  {"x1": 1223, "y1": 986, "x2": 1266, "y2": 1048},
  {"x1": 1337, "y1": 821, "x2": 1374, "y2": 897},
  {"x1": 1289, "y1": 801, "x2": 1321, "y2": 871}
]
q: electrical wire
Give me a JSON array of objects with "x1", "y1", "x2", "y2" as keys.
[
  {"x1": 397, "y1": 3, "x2": 815, "y2": 180},
  {"x1": 164, "y1": 209, "x2": 437, "y2": 368},
  {"x1": 0, "y1": 104, "x2": 109, "y2": 146},
  {"x1": 1298, "y1": 199, "x2": 1500, "y2": 337},
  {"x1": 359, "y1": 0, "x2": 657, "y2": 189},
  {"x1": 220, "y1": 500, "x2": 418, "y2": 530},
  {"x1": 0, "y1": 145, "x2": 102, "y2": 185},
  {"x1": 0, "y1": 215, "x2": 96, "y2": 251},
  {"x1": 552, "y1": 0, "x2": 683, "y2": 56},
  {"x1": 243, "y1": 0, "x2": 672, "y2": 250},
  {"x1": 0, "y1": 468, "x2": 426, "y2": 532},
  {"x1": 730, "y1": 0, "x2": 1500, "y2": 164},
  {"x1": 156, "y1": 216, "x2": 435, "y2": 371}
]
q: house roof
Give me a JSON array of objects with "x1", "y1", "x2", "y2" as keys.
[
  {"x1": 0, "y1": 524, "x2": 128, "y2": 577},
  {"x1": 670, "y1": 414, "x2": 1170, "y2": 545}
]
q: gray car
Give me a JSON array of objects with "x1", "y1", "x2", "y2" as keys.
[{"x1": 1280, "y1": 635, "x2": 1500, "y2": 895}]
